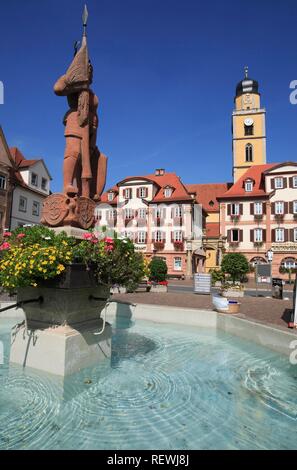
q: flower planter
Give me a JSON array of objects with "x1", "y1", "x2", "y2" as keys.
[
  {"x1": 153, "y1": 242, "x2": 165, "y2": 250},
  {"x1": 11, "y1": 263, "x2": 112, "y2": 377},
  {"x1": 17, "y1": 263, "x2": 110, "y2": 329},
  {"x1": 173, "y1": 242, "x2": 184, "y2": 251},
  {"x1": 150, "y1": 283, "x2": 168, "y2": 293},
  {"x1": 221, "y1": 289, "x2": 244, "y2": 298}
]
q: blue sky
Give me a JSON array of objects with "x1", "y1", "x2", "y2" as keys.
[{"x1": 0, "y1": 0, "x2": 296, "y2": 192}]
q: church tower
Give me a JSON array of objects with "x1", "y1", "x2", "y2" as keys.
[{"x1": 232, "y1": 67, "x2": 266, "y2": 182}]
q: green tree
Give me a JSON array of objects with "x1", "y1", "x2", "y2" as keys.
[
  {"x1": 221, "y1": 253, "x2": 249, "y2": 283},
  {"x1": 149, "y1": 257, "x2": 168, "y2": 282}
]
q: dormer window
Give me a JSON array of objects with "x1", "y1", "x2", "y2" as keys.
[
  {"x1": 31, "y1": 172, "x2": 38, "y2": 187},
  {"x1": 275, "y1": 177, "x2": 283, "y2": 189},
  {"x1": 209, "y1": 200, "x2": 214, "y2": 207},
  {"x1": 245, "y1": 180, "x2": 253, "y2": 192},
  {"x1": 123, "y1": 188, "x2": 132, "y2": 199},
  {"x1": 138, "y1": 187, "x2": 148, "y2": 198},
  {"x1": 41, "y1": 178, "x2": 48, "y2": 191},
  {"x1": 108, "y1": 192, "x2": 114, "y2": 202},
  {"x1": 164, "y1": 187, "x2": 173, "y2": 198}
]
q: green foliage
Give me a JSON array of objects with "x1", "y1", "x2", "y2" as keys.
[
  {"x1": 221, "y1": 253, "x2": 249, "y2": 282},
  {"x1": 209, "y1": 268, "x2": 225, "y2": 285},
  {"x1": 0, "y1": 226, "x2": 145, "y2": 291},
  {"x1": 149, "y1": 257, "x2": 168, "y2": 282},
  {"x1": 0, "y1": 226, "x2": 74, "y2": 291}
]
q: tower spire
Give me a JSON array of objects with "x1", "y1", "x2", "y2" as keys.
[{"x1": 244, "y1": 65, "x2": 249, "y2": 79}]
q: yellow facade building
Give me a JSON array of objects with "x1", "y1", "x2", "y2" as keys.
[{"x1": 232, "y1": 67, "x2": 267, "y2": 182}]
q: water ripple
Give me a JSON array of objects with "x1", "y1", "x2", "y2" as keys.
[{"x1": 0, "y1": 319, "x2": 296, "y2": 450}]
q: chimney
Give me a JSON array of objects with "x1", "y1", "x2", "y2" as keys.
[{"x1": 155, "y1": 168, "x2": 165, "y2": 176}]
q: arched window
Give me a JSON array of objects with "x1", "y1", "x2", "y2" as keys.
[
  {"x1": 281, "y1": 257, "x2": 297, "y2": 269},
  {"x1": 245, "y1": 144, "x2": 253, "y2": 162},
  {"x1": 249, "y1": 256, "x2": 267, "y2": 267}
]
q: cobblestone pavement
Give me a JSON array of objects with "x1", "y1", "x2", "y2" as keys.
[{"x1": 112, "y1": 291, "x2": 296, "y2": 332}]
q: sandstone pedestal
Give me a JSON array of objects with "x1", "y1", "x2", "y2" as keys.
[
  {"x1": 9, "y1": 265, "x2": 112, "y2": 376},
  {"x1": 10, "y1": 320, "x2": 112, "y2": 377}
]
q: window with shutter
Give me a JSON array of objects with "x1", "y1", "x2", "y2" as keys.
[
  {"x1": 275, "y1": 228, "x2": 285, "y2": 242},
  {"x1": 139, "y1": 187, "x2": 147, "y2": 198},
  {"x1": 275, "y1": 177, "x2": 283, "y2": 189},
  {"x1": 275, "y1": 201, "x2": 284, "y2": 215},
  {"x1": 293, "y1": 176, "x2": 297, "y2": 188},
  {"x1": 137, "y1": 231, "x2": 147, "y2": 244},
  {"x1": 230, "y1": 203, "x2": 240, "y2": 216},
  {"x1": 254, "y1": 202, "x2": 263, "y2": 215},
  {"x1": 231, "y1": 229, "x2": 239, "y2": 242},
  {"x1": 254, "y1": 228, "x2": 263, "y2": 242}
]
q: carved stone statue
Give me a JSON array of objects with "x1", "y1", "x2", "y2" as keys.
[{"x1": 42, "y1": 6, "x2": 107, "y2": 230}]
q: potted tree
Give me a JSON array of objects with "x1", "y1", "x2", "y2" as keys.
[
  {"x1": 148, "y1": 257, "x2": 168, "y2": 292},
  {"x1": 220, "y1": 253, "x2": 249, "y2": 298}
]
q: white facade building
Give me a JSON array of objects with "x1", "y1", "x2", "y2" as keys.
[
  {"x1": 96, "y1": 169, "x2": 206, "y2": 277},
  {"x1": 9, "y1": 148, "x2": 51, "y2": 229}
]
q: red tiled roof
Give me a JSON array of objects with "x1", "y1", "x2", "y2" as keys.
[
  {"x1": 10, "y1": 146, "x2": 52, "y2": 180},
  {"x1": 18, "y1": 159, "x2": 39, "y2": 168},
  {"x1": 205, "y1": 222, "x2": 220, "y2": 238},
  {"x1": 10, "y1": 147, "x2": 26, "y2": 166},
  {"x1": 103, "y1": 172, "x2": 194, "y2": 203},
  {"x1": 186, "y1": 183, "x2": 232, "y2": 212},
  {"x1": 219, "y1": 164, "x2": 278, "y2": 199}
]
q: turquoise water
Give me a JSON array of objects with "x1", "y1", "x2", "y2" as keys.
[{"x1": 0, "y1": 316, "x2": 296, "y2": 450}]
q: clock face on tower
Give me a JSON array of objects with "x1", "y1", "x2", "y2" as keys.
[{"x1": 244, "y1": 118, "x2": 254, "y2": 126}]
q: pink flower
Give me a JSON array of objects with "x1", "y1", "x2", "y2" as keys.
[
  {"x1": 83, "y1": 233, "x2": 93, "y2": 240},
  {"x1": 104, "y1": 237, "x2": 114, "y2": 244},
  {"x1": 17, "y1": 233, "x2": 25, "y2": 239},
  {"x1": 91, "y1": 239, "x2": 98, "y2": 244},
  {"x1": 0, "y1": 242, "x2": 11, "y2": 251},
  {"x1": 104, "y1": 245, "x2": 114, "y2": 252},
  {"x1": 3, "y1": 232, "x2": 11, "y2": 237}
]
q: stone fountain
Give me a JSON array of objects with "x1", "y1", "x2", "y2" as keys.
[{"x1": 10, "y1": 6, "x2": 112, "y2": 376}]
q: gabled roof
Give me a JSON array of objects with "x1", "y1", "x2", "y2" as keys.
[
  {"x1": 147, "y1": 173, "x2": 193, "y2": 202},
  {"x1": 10, "y1": 147, "x2": 52, "y2": 180},
  {"x1": 263, "y1": 161, "x2": 297, "y2": 174},
  {"x1": 219, "y1": 164, "x2": 278, "y2": 199},
  {"x1": 186, "y1": 183, "x2": 232, "y2": 212}
]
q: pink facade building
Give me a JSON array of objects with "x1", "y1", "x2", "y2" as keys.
[{"x1": 219, "y1": 163, "x2": 297, "y2": 277}]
